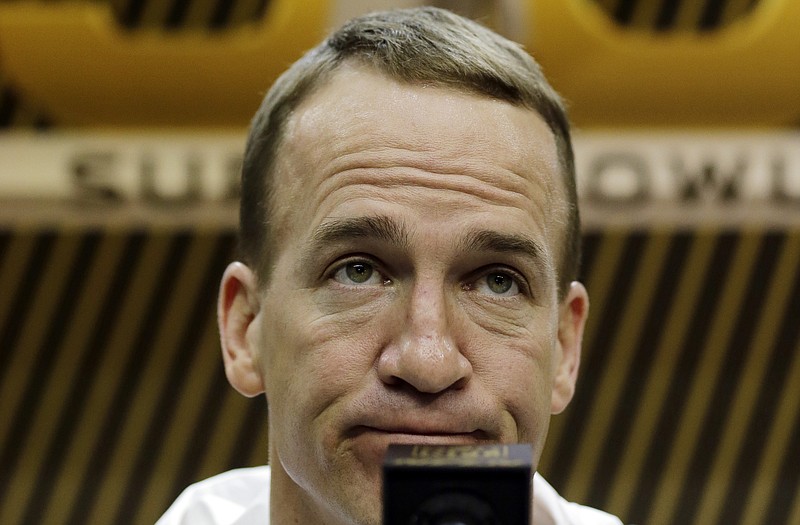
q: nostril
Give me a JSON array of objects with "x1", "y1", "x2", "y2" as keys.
[
  {"x1": 450, "y1": 376, "x2": 468, "y2": 390},
  {"x1": 380, "y1": 349, "x2": 472, "y2": 394},
  {"x1": 377, "y1": 313, "x2": 472, "y2": 393}
]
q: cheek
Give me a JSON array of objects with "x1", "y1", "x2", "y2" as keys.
[
  {"x1": 465, "y1": 314, "x2": 558, "y2": 441},
  {"x1": 261, "y1": 294, "x2": 391, "y2": 418},
  {"x1": 488, "y1": 349, "x2": 554, "y2": 416}
]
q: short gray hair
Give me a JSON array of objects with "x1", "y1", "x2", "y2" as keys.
[{"x1": 239, "y1": 6, "x2": 579, "y2": 297}]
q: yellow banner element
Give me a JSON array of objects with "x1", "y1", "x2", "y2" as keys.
[{"x1": 0, "y1": 2, "x2": 329, "y2": 126}]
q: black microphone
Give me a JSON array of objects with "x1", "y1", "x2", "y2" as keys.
[{"x1": 383, "y1": 443, "x2": 533, "y2": 525}]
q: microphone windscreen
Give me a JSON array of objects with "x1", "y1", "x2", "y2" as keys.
[{"x1": 383, "y1": 443, "x2": 533, "y2": 525}]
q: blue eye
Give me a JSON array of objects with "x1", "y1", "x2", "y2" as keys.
[{"x1": 332, "y1": 261, "x2": 384, "y2": 285}]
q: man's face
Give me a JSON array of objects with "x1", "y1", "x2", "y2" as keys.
[{"x1": 226, "y1": 65, "x2": 586, "y2": 525}]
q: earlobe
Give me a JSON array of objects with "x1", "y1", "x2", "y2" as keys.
[
  {"x1": 551, "y1": 281, "x2": 589, "y2": 414},
  {"x1": 218, "y1": 262, "x2": 266, "y2": 398}
]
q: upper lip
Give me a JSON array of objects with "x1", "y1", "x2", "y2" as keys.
[
  {"x1": 349, "y1": 426, "x2": 491, "y2": 446},
  {"x1": 341, "y1": 393, "x2": 500, "y2": 441},
  {"x1": 347, "y1": 414, "x2": 493, "y2": 441}
]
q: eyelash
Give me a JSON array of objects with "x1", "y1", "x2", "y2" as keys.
[
  {"x1": 467, "y1": 266, "x2": 531, "y2": 298},
  {"x1": 326, "y1": 257, "x2": 530, "y2": 298},
  {"x1": 326, "y1": 256, "x2": 390, "y2": 286}
]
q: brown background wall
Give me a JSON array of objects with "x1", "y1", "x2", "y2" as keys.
[
  {"x1": 1, "y1": 0, "x2": 799, "y2": 524},
  {"x1": 1, "y1": 225, "x2": 799, "y2": 524}
]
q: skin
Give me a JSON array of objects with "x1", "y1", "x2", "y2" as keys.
[{"x1": 218, "y1": 64, "x2": 589, "y2": 525}]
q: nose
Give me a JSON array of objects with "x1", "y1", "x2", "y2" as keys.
[{"x1": 377, "y1": 282, "x2": 472, "y2": 393}]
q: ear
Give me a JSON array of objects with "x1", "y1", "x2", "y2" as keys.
[
  {"x1": 551, "y1": 281, "x2": 589, "y2": 414},
  {"x1": 218, "y1": 261, "x2": 265, "y2": 398}
]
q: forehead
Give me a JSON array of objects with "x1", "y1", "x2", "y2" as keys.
[
  {"x1": 281, "y1": 65, "x2": 560, "y2": 177},
  {"x1": 269, "y1": 65, "x2": 566, "y2": 250}
]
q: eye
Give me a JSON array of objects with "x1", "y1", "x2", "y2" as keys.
[
  {"x1": 331, "y1": 260, "x2": 386, "y2": 286},
  {"x1": 474, "y1": 270, "x2": 522, "y2": 297}
]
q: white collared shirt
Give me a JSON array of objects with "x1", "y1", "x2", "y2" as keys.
[{"x1": 156, "y1": 466, "x2": 622, "y2": 525}]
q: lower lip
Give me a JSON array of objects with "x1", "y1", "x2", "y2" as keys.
[{"x1": 348, "y1": 427, "x2": 485, "y2": 466}]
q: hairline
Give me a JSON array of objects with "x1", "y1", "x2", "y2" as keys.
[{"x1": 240, "y1": 14, "x2": 580, "y2": 298}]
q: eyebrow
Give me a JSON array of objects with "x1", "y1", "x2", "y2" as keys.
[
  {"x1": 457, "y1": 229, "x2": 545, "y2": 265},
  {"x1": 307, "y1": 215, "x2": 410, "y2": 252},
  {"x1": 302, "y1": 216, "x2": 545, "y2": 272}
]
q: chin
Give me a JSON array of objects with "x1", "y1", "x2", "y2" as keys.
[
  {"x1": 306, "y1": 444, "x2": 385, "y2": 525},
  {"x1": 324, "y1": 472, "x2": 383, "y2": 525}
]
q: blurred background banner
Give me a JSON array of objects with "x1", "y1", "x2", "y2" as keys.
[
  {"x1": 1, "y1": 130, "x2": 798, "y2": 222},
  {"x1": 0, "y1": 0, "x2": 798, "y2": 126},
  {"x1": 0, "y1": 1, "x2": 799, "y2": 525}
]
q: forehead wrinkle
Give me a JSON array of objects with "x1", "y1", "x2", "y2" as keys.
[{"x1": 314, "y1": 164, "x2": 541, "y2": 218}]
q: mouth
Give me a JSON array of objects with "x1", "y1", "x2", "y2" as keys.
[
  {"x1": 357, "y1": 425, "x2": 488, "y2": 438},
  {"x1": 347, "y1": 425, "x2": 492, "y2": 466}
]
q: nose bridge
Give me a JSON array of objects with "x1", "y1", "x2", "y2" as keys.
[
  {"x1": 408, "y1": 277, "x2": 449, "y2": 337},
  {"x1": 378, "y1": 276, "x2": 472, "y2": 393}
]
